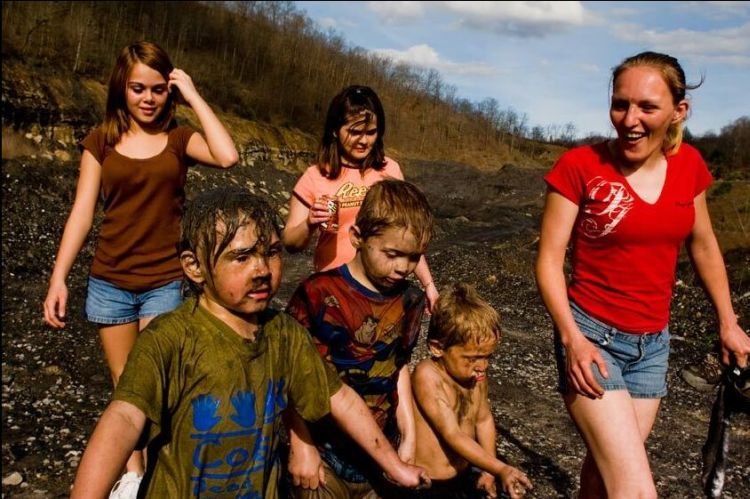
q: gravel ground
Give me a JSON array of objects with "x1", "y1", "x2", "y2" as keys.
[{"x1": 2, "y1": 156, "x2": 748, "y2": 498}]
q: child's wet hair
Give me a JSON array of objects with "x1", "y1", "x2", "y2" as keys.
[
  {"x1": 180, "y1": 187, "x2": 281, "y2": 294},
  {"x1": 355, "y1": 179, "x2": 434, "y2": 248},
  {"x1": 428, "y1": 283, "x2": 501, "y2": 350}
]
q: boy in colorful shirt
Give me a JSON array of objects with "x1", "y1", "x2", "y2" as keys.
[
  {"x1": 285, "y1": 179, "x2": 434, "y2": 498},
  {"x1": 70, "y1": 187, "x2": 428, "y2": 498}
]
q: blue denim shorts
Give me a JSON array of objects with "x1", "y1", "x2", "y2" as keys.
[
  {"x1": 554, "y1": 301, "x2": 670, "y2": 399},
  {"x1": 84, "y1": 276, "x2": 183, "y2": 325}
]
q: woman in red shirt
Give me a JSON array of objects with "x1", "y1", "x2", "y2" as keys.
[{"x1": 536, "y1": 51, "x2": 750, "y2": 498}]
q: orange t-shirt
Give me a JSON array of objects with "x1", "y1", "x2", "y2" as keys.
[{"x1": 292, "y1": 158, "x2": 403, "y2": 271}]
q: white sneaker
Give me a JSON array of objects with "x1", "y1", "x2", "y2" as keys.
[{"x1": 109, "y1": 471, "x2": 142, "y2": 499}]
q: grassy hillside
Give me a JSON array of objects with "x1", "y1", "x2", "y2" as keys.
[{"x1": 1, "y1": 1, "x2": 569, "y2": 171}]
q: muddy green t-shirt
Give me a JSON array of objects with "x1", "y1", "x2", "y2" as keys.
[{"x1": 114, "y1": 298, "x2": 342, "y2": 498}]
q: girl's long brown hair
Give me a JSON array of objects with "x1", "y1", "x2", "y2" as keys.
[
  {"x1": 317, "y1": 85, "x2": 387, "y2": 179},
  {"x1": 102, "y1": 41, "x2": 177, "y2": 146}
]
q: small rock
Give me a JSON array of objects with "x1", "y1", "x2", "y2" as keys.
[
  {"x1": 3, "y1": 471, "x2": 24, "y2": 486},
  {"x1": 53, "y1": 150, "x2": 71, "y2": 162}
]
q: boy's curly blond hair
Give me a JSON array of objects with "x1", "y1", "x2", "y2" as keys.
[{"x1": 428, "y1": 283, "x2": 501, "y2": 349}]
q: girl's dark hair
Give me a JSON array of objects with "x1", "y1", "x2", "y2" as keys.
[
  {"x1": 317, "y1": 85, "x2": 387, "y2": 179},
  {"x1": 103, "y1": 41, "x2": 177, "y2": 146},
  {"x1": 179, "y1": 187, "x2": 281, "y2": 296},
  {"x1": 611, "y1": 51, "x2": 703, "y2": 153}
]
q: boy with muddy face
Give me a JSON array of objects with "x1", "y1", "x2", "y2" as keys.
[
  {"x1": 284, "y1": 179, "x2": 434, "y2": 498},
  {"x1": 411, "y1": 283, "x2": 533, "y2": 499}
]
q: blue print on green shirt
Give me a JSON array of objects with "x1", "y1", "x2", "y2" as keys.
[{"x1": 189, "y1": 379, "x2": 287, "y2": 496}]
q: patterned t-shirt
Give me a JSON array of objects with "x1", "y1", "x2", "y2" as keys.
[
  {"x1": 286, "y1": 264, "x2": 425, "y2": 482},
  {"x1": 544, "y1": 142, "x2": 713, "y2": 332},
  {"x1": 292, "y1": 158, "x2": 403, "y2": 272},
  {"x1": 114, "y1": 298, "x2": 342, "y2": 498}
]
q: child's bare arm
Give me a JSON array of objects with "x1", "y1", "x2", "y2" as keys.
[
  {"x1": 475, "y1": 388, "x2": 499, "y2": 497},
  {"x1": 396, "y1": 365, "x2": 416, "y2": 463},
  {"x1": 475, "y1": 387, "x2": 497, "y2": 458},
  {"x1": 282, "y1": 408, "x2": 326, "y2": 490},
  {"x1": 330, "y1": 384, "x2": 430, "y2": 488},
  {"x1": 475, "y1": 380, "x2": 533, "y2": 499},
  {"x1": 70, "y1": 401, "x2": 146, "y2": 498}
]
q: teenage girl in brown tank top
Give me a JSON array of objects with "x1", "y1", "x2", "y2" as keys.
[{"x1": 42, "y1": 41, "x2": 238, "y2": 498}]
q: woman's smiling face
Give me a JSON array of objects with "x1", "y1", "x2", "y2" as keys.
[{"x1": 610, "y1": 65, "x2": 686, "y2": 168}]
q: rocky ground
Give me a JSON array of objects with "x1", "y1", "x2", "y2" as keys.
[{"x1": 2, "y1": 155, "x2": 749, "y2": 498}]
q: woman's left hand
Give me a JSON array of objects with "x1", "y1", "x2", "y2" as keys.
[
  {"x1": 168, "y1": 68, "x2": 200, "y2": 106},
  {"x1": 720, "y1": 322, "x2": 750, "y2": 368}
]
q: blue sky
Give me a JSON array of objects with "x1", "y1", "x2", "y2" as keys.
[{"x1": 295, "y1": 1, "x2": 750, "y2": 139}]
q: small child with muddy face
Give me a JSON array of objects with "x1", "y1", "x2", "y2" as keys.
[
  {"x1": 284, "y1": 179, "x2": 434, "y2": 497},
  {"x1": 410, "y1": 283, "x2": 533, "y2": 499}
]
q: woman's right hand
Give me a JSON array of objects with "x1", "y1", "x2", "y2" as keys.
[
  {"x1": 43, "y1": 280, "x2": 69, "y2": 328},
  {"x1": 565, "y1": 333, "x2": 608, "y2": 399},
  {"x1": 307, "y1": 197, "x2": 334, "y2": 227}
]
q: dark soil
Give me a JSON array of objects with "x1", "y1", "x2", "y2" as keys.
[{"x1": 2, "y1": 156, "x2": 749, "y2": 498}]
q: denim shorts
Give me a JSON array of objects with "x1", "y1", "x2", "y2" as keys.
[
  {"x1": 554, "y1": 301, "x2": 670, "y2": 399},
  {"x1": 84, "y1": 276, "x2": 183, "y2": 325}
]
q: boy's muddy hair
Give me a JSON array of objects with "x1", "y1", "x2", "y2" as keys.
[
  {"x1": 180, "y1": 186, "x2": 281, "y2": 294},
  {"x1": 355, "y1": 179, "x2": 434, "y2": 248},
  {"x1": 428, "y1": 283, "x2": 501, "y2": 349}
]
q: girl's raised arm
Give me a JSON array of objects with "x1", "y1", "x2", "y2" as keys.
[{"x1": 170, "y1": 68, "x2": 239, "y2": 168}]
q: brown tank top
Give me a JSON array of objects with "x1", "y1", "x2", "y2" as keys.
[{"x1": 81, "y1": 125, "x2": 196, "y2": 291}]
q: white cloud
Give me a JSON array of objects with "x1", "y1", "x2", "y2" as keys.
[
  {"x1": 687, "y1": 1, "x2": 750, "y2": 20},
  {"x1": 611, "y1": 22, "x2": 750, "y2": 67},
  {"x1": 576, "y1": 63, "x2": 601, "y2": 74},
  {"x1": 366, "y1": 1, "x2": 425, "y2": 23},
  {"x1": 439, "y1": 1, "x2": 590, "y2": 37},
  {"x1": 372, "y1": 44, "x2": 496, "y2": 76},
  {"x1": 316, "y1": 17, "x2": 338, "y2": 30}
]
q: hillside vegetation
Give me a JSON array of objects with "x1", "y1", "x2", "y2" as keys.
[
  {"x1": 3, "y1": 0, "x2": 749, "y2": 176},
  {"x1": 2, "y1": 0, "x2": 568, "y2": 170}
]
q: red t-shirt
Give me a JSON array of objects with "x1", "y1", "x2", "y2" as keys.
[{"x1": 545, "y1": 142, "x2": 713, "y2": 333}]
